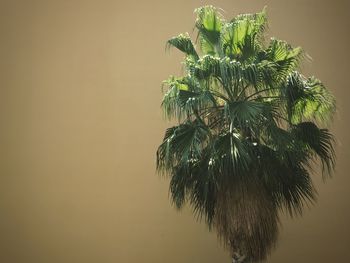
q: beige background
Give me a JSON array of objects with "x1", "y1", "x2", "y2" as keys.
[{"x1": 0, "y1": 0, "x2": 349, "y2": 262}]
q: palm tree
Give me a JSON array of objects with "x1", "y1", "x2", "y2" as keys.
[{"x1": 156, "y1": 6, "x2": 336, "y2": 263}]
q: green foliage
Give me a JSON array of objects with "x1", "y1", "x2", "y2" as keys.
[{"x1": 157, "y1": 5, "x2": 336, "y2": 262}]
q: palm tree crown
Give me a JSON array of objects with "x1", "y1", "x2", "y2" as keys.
[{"x1": 157, "y1": 6, "x2": 336, "y2": 262}]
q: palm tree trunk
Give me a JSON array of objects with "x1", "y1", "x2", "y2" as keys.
[
  {"x1": 231, "y1": 252, "x2": 247, "y2": 263},
  {"x1": 215, "y1": 179, "x2": 279, "y2": 263}
]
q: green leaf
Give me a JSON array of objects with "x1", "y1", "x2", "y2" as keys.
[
  {"x1": 225, "y1": 100, "x2": 269, "y2": 125},
  {"x1": 283, "y1": 72, "x2": 336, "y2": 123},
  {"x1": 221, "y1": 8, "x2": 267, "y2": 60},
  {"x1": 195, "y1": 6, "x2": 223, "y2": 54},
  {"x1": 293, "y1": 122, "x2": 335, "y2": 175},
  {"x1": 167, "y1": 33, "x2": 199, "y2": 60}
]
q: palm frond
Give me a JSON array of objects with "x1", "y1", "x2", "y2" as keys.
[
  {"x1": 256, "y1": 144, "x2": 316, "y2": 216},
  {"x1": 167, "y1": 33, "x2": 199, "y2": 60},
  {"x1": 161, "y1": 76, "x2": 190, "y2": 120},
  {"x1": 195, "y1": 5, "x2": 223, "y2": 54},
  {"x1": 292, "y1": 122, "x2": 335, "y2": 175},
  {"x1": 225, "y1": 100, "x2": 271, "y2": 127},
  {"x1": 221, "y1": 8, "x2": 267, "y2": 61},
  {"x1": 283, "y1": 72, "x2": 336, "y2": 123},
  {"x1": 156, "y1": 120, "x2": 209, "y2": 172},
  {"x1": 264, "y1": 39, "x2": 304, "y2": 83}
]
